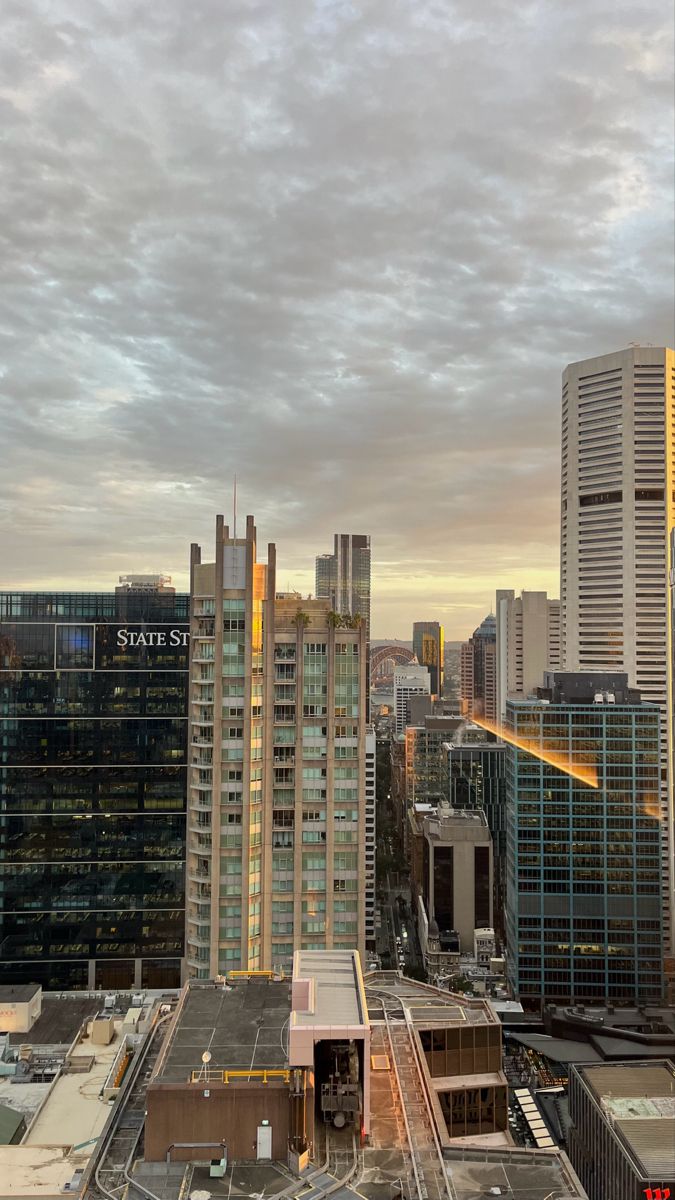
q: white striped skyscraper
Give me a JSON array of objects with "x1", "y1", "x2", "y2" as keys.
[{"x1": 560, "y1": 345, "x2": 675, "y2": 952}]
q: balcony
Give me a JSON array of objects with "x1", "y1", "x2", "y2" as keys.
[
  {"x1": 195, "y1": 618, "x2": 215, "y2": 637},
  {"x1": 188, "y1": 866, "x2": 211, "y2": 884},
  {"x1": 189, "y1": 819, "x2": 212, "y2": 835},
  {"x1": 193, "y1": 645, "x2": 215, "y2": 663},
  {"x1": 188, "y1": 902, "x2": 211, "y2": 921},
  {"x1": 186, "y1": 932, "x2": 211, "y2": 949},
  {"x1": 186, "y1": 949, "x2": 210, "y2": 971},
  {"x1": 188, "y1": 883, "x2": 212, "y2": 904}
]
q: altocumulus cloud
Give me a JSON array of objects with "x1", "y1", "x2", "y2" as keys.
[{"x1": 0, "y1": 0, "x2": 672, "y2": 636}]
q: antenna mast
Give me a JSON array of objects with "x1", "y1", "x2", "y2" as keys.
[{"x1": 233, "y1": 476, "x2": 237, "y2": 540}]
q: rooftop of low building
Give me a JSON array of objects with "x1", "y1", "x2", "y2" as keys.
[
  {"x1": 7, "y1": 996, "x2": 100, "y2": 1049},
  {"x1": 577, "y1": 1058, "x2": 675, "y2": 1179},
  {"x1": 292, "y1": 949, "x2": 368, "y2": 1029},
  {"x1": 364, "y1": 971, "x2": 501, "y2": 1027},
  {"x1": 445, "y1": 1145, "x2": 587, "y2": 1198},
  {"x1": 0, "y1": 1145, "x2": 90, "y2": 1198},
  {"x1": 410, "y1": 804, "x2": 490, "y2": 837},
  {"x1": 0, "y1": 984, "x2": 40, "y2": 1005},
  {"x1": 153, "y1": 977, "x2": 291, "y2": 1084}
]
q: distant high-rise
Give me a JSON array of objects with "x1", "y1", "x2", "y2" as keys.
[
  {"x1": 495, "y1": 589, "x2": 560, "y2": 718},
  {"x1": 443, "y1": 726, "x2": 507, "y2": 940},
  {"x1": 187, "y1": 516, "x2": 368, "y2": 979},
  {"x1": 315, "y1": 534, "x2": 371, "y2": 639},
  {"x1": 412, "y1": 621, "x2": 444, "y2": 696},
  {"x1": 505, "y1": 672, "x2": 663, "y2": 1008},
  {"x1": 394, "y1": 663, "x2": 431, "y2": 735},
  {"x1": 560, "y1": 346, "x2": 675, "y2": 950},
  {"x1": 404, "y1": 715, "x2": 464, "y2": 807},
  {"x1": 459, "y1": 613, "x2": 496, "y2": 722}
]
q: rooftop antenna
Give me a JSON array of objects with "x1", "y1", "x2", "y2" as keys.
[{"x1": 233, "y1": 475, "x2": 237, "y2": 540}]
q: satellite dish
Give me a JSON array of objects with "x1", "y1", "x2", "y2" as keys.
[{"x1": 202, "y1": 1051, "x2": 212, "y2": 1064}]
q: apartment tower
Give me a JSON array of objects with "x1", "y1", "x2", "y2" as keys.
[
  {"x1": 186, "y1": 516, "x2": 368, "y2": 979},
  {"x1": 560, "y1": 346, "x2": 675, "y2": 949}
]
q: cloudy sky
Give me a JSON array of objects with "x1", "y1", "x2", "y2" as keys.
[{"x1": 1, "y1": 0, "x2": 672, "y2": 638}]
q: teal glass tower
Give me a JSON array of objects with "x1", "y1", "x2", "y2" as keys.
[{"x1": 505, "y1": 672, "x2": 663, "y2": 1009}]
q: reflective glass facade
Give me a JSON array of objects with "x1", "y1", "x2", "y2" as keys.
[
  {"x1": 0, "y1": 591, "x2": 189, "y2": 990},
  {"x1": 315, "y1": 534, "x2": 371, "y2": 639},
  {"x1": 505, "y1": 693, "x2": 663, "y2": 1007},
  {"x1": 412, "y1": 622, "x2": 444, "y2": 696},
  {"x1": 445, "y1": 740, "x2": 506, "y2": 941}
]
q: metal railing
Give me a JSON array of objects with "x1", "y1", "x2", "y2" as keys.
[{"x1": 190, "y1": 1067, "x2": 291, "y2": 1084}]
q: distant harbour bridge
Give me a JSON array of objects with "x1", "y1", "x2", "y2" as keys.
[{"x1": 370, "y1": 643, "x2": 415, "y2": 684}]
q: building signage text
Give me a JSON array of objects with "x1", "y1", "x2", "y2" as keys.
[{"x1": 116, "y1": 629, "x2": 190, "y2": 648}]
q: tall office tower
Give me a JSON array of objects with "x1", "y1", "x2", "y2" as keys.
[
  {"x1": 495, "y1": 589, "x2": 561, "y2": 719},
  {"x1": 561, "y1": 346, "x2": 675, "y2": 950},
  {"x1": 443, "y1": 727, "x2": 507, "y2": 940},
  {"x1": 459, "y1": 613, "x2": 496, "y2": 722},
  {"x1": 186, "y1": 515, "x2": 368, "y2": 980},
  {"x1": 412, "y1": 621, "x2": 444, "y2": 697},
  {"x1": 405, "y1": 715, "x2": 464, "y2": 807},
  {"x1": 393, "y1": 663, "x2": 430, "y2": 735},
  {"x1": 505, "y1": 672, "x2": 663, "y2": 1009},
  {"x1": 364, "y1": 727, "x2": 376, "y2": 950},
  {"x1": 0, "y1": 585, "x2": 189, "y2": 990},
  {"x1": 314, "y1": 534, "x2": 371, "y2": 639},
  {"x1": 409, "y1": 806, "x2": 493, "y2": 962}
]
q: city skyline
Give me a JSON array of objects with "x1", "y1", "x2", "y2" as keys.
[{"x1": 0, "y1": 1, "x2": 672, "y2": 638}]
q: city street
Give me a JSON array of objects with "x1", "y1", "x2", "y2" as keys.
[{"x1": 376, "y1": 880, "x2": 424, "y2": 978}]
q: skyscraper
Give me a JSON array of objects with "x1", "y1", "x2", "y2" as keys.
[
  {"x1": 0, "y1": 582, "x2": 189, "y2": 990},
  {"x1": 394, "y1": 662, "x2": 431, "y2": 735},
  {"x1": 412, "y1": 621, "x2": 444, "y2": 696},
  {"x1": 315, "y1": 534, "x2": 371, "y2": 639},
  {"x1": 495, "y1": 589, "x2": 561, "y2": 718},
  {"x1": 443, "y1": 728, "x2": 507, "y2": 940},
  {"x1": 560, "y1": 346, "x2": 675, "y2": 949},
  {"x1": 459, "y1": 613, "x2": 497, "y2": 722},
  {"x1": 186, "y1": 515, "x2": 368, "y2": 980},
  {"x1": 505, "y1": 672, "x2": 663, "y2": 1008}
]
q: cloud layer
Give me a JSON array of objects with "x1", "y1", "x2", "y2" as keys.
[{"x1": 1, "y1": 0, "x2": 673, "y2": 636}]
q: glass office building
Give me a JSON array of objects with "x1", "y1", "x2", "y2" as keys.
[
  {"x1": 315, "y1": 534, "x2": 371, "y2": 639},
  {"x1": 505, "y1": 673, "x2": 663, "y2": 1008},
  {"x1": 412, "y1": 621, "x2": 444, "y2": 697},
  {"x1": 444, "y1": 734, "x2": 507, "y2": 943},
  {"x1": 0, "y1": 589, "x2": 189, "y2": 990}
]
